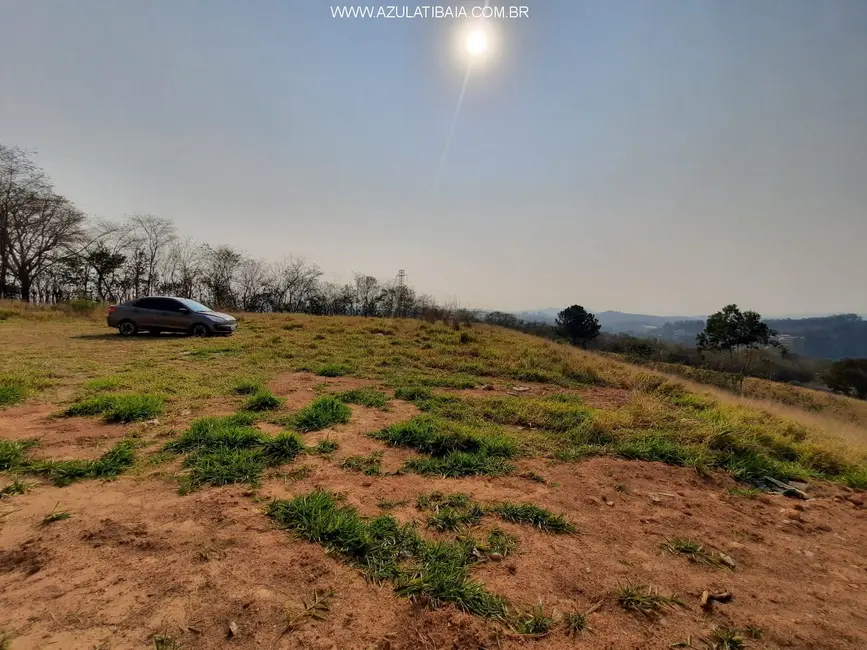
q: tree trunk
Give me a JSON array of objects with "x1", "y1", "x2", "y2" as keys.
[{"x1": 20, "y1": 272, "x2": 31, "y2": 302}]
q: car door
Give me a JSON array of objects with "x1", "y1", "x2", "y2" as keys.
[
  {"x1": 152, "y1": 298, "x2": 190, "y2": 331},
  {"x1": 132, "y1": 297, "x2": 162, "y2": 328}
]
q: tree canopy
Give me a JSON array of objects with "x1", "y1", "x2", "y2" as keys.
[{"x1": 556, "y1": 305, "x2": 601, "y2": 348}]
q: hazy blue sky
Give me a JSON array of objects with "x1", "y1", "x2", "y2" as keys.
[{"x1": 1, "y1": 0, "x2": 865, "y2": 315}]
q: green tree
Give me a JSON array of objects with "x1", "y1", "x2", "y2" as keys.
[
  {"x1": 696, "y1": 304, "x2": 783, "y2": 391},
  {"x1": 556, "y1": 305, "x2": 601, "y2": 348},
  {"x1": 823, "y1": 359, "x2": 867, "y2": 400}
]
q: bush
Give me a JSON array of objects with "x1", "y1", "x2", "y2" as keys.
[{"x1": 823, "y1": 359, "x2": 867, "y2": 399}]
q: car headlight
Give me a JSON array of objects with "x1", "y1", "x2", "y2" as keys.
[{"x1": 205, "y1": 315, "x2": 227, "y2": 322}]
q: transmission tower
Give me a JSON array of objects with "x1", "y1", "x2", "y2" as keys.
[{"x1": 394, "y1": 270, "x2": 406, "y2": 316}]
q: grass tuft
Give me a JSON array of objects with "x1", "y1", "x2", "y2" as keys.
[
  {"x1": 31, "y1": 440, "x2": 137, "y2": 486},
  {"x1": 705, "y1": 626, "x2": 747, "y2": 650},
  {"x1": 167, "y1": 416, "x2": 305, "y2": 491},
  {"x1": 64, "y1": 394, "x2": 163, "y2": 423},
  {"x1": 514, "y1": 603, "x2": 553, "y2": 635},
  {"x1": 490, "y1": 502, "x2": 575, "y2": 534},
  {"x1": 341, "y1": 452, "x2": 383, "y2": 476},
  {"x1": 232, "y1": 377, "x2": 264, "y2": 395},
  {"x1": 314, "y1": 439, "x2": 339, "y2": 456},
  {"x1": 316, "y1": 363, "x2": 350, "y2": 377},
  {"x1": 0, "y1": 375, "x2": 29, "y2": 406},
  {"x1": 416, "y1": 492, "x2": 484, "y2": 531},
  {"x1": 616, "y1": 582, "x2": 681, "y2": 618},
  {"x1": 660, "y1": 537, "x2": 722, "y2": 567},
  {"x1": 41, "y1": 502, "x2": 71, "y2": 525},
  {"x1": 337, "y1": 388, "x2": 389, "y2": 410},
  {"x1": 0, "y1": 477, "x2": 30, "y2": 498},
  {"x1": 485, "y1": 528, "x2": 517, "y2": 556},
  {"x1": 0, "y1": 439, "x2": 38, "y2": 471},
  {"x1": 564, "y1": 611, "x2": 587, "y2": 635},
  {"x1": 294, "y1": 396, "x2": 352, "y2": 432},
  {"x1": 243, "y1": 388, "x2": 283, "y2": 411}
]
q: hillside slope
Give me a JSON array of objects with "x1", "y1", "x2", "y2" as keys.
[{"x1": 1, "y1": 311, "x2": 866, "y2": 650}]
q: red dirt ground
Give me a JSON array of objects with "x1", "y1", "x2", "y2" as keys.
[{"x1": 1, "y1": 376, "x2": 866, "y2": 650}]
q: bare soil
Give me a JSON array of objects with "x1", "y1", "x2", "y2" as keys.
[{"x1": 1, "y1": 376, "x2": 866, "y2": 650}]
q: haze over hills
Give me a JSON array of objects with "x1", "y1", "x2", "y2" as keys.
[{"x1": 510, "y1": 308, "x2": 867, "y2": 360}]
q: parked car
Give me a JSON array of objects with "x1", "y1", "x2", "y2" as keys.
[{"x1": 107, "y1": 297, "x2": 237, "y2": 337}]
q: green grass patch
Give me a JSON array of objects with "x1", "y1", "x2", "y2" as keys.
[
  {"x1": 314, "y1": 439, "x2": 339, "y2": 456},
  {"x1": 166, "y1": 416, "x2": 305, "y2": 491},
  {"x1": 404, "y1": 452, "x2": 515, "y2": 477},
  {"x1": 490, "y1": 502, "x2": 575, "y2": 534},
  {"x1": 336, "y1": 388, "x2": 389, "y2": 410},
  {"x1": 485, "y1": 528, "x2": 517, "y2": 556},
  {"x1": 341, "y1": 452, "x2": 383, "y2": 476},
  {"x1": 416, "y1": 492, "x2": 484, "y2": 531},
  {"x1": 267, "y1": 490, "x2": 508, "y2": 619},
  {"x1": 243, "y1": 389, "x2": 284, "y2": 411},
  {"x1": 293, "y1": 396, "x2": 352, "y2": 432},
  {"x1": 0, "y1": 439, "x2": 38, "y2": 471},
  {"x1": 29, "y1": 441, "x2": 137, "y2": 486},
  {"x1": 316, "y1": 363, "x2": 351, "y2": 377},
  {"x1": 0, "y1": 375, "x2": 29, "y2": 406},
  {"x1": 232, "y1": 377, "x2": 264, "y2": 395},
  {"x1": 370, "y1": 415, "x2": 516, "y2": 459},
  {"x1": 64, "y1": 393, "x2": 163, "y2": 423}
]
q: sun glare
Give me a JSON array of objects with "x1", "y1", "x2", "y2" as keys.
[{"x1": 465, "y1": 29, "x2": 489, "y2": 57}]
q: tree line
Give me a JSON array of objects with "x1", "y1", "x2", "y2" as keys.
[{"x1": 0, "y1": 145, "x2": 462, "y2": 319}]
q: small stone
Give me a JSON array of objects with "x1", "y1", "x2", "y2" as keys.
[
  {"x1": 605, "y1": 499, "x2": 614, "y2": 507},
  {"x1": 227, "y1": 621, "x2": 239, "y2": 638},
  {"x1": 816, "y1": 523, "x2": 832, "y2": 532},
  {"x1": 783, "y1": 509, "x2": 803, "y2": 522}
]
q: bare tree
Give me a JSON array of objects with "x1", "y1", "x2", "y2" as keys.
[
  {"x1": 159, "y1": 237, "x2": 207, "y2": 299},
  {"x1": 203, "y1": 245, "x2": 242, "y2": 309},
  {"x1": 128, "y1": 213, "x2": 176, "y2": 296},
  {"x1": 271, "y1": 256, "x2": 322, "y2": 312},
  {"x1": 236, "y1": 256, "x2": 272, "y2": 311},
  {"x1": 6, "y1": 190, "x2": 86, "y2": 301},
  {"x1": 0, "y1": 145, "x2": 50, "y2": 298}
]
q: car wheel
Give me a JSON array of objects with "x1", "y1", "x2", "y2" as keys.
[
  {"x1": 118, "y1": 320, "x2": 137, "y2": 337},
  {"x1": 190, "y1": 323, "x2": 210, "y2": 337}
]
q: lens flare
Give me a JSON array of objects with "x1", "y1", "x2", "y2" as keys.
[{"x1": 465, "y1": 29, "x2": 489, "y2": 56}]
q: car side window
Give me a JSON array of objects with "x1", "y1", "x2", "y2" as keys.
[
  {"x1": 159, "y1": 299, "x2": 186, "y2": 313},
  {"x1": 135, "y1": 298, "x2": 160, "y2": 310}
]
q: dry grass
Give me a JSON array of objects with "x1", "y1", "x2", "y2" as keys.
[{"x1": 1, "y1": 309, "x2": 865, "y2": 482}]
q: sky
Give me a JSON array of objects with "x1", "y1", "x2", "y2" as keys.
[{"x1": 1, "y1": 0, "x2": 865, "y2": 316}]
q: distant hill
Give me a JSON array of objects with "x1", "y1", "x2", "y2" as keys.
[
  {"x1": 513, "y1": 309, "x2": 704, "y2": 333},
  {"x1": 512, "y1": 308, "x2": 867, "y2": 360}
]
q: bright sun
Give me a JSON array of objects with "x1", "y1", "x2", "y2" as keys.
[{"x1": 465, "y1": 29, "x2": 489, "y2": 57}]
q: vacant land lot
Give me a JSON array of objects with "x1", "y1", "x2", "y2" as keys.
[{"x1": 1, "y1": 311, "x2": 866, "y2": 649}]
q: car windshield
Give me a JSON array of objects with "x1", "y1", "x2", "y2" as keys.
[{"x1": 175, "y1": 298, "x2": 212, "y2": 312}]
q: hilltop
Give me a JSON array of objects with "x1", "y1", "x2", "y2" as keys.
[{"x1": 1, "y1": 308, "x2": 866, "y2": 650}]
